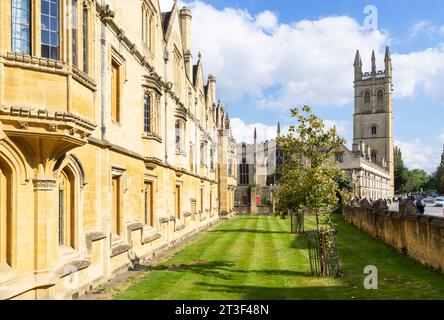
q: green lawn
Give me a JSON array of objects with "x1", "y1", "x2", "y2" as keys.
[{"x1": 115, "y1": 214, "x2": 444, "y2": 300}]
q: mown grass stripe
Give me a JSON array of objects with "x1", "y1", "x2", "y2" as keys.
[{"x1": 115, "y1": 214, "x2": 444, "y2": 300}]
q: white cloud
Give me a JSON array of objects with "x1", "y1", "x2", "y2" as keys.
[
  {"x1": 409, "y1": 20, "x2": 444, "y2": 39},
  {"x1": 187, "y1": 1, "x2": 389, "y2": 109},
  {"x1": 393, "y1": 46, "x2": 444, "y2": 103},
  {"x1": 159, "y1": 0, "x2": 175, "y2": 12},
  {"x1": 395, "y1": 139, "x2": 440, "y2": 173},
  {"x1": 179, "y1": 1, "x2": 444, "y2": 110},
  {"x1": 254, "y1": 11, "x2": 279, "y2": 33},
  {"x1": 230, "y1": 118, "x2": 284, "y2": 144}
]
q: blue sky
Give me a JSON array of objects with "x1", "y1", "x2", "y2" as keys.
[{"x1": 161, "y1": 0, "x2": 444, "y2": 173}]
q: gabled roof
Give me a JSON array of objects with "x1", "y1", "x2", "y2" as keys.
[
  {"x1": 160, "y1": 0, "x2": 179, "y2": 41},
  {"x1": 161, "y1": 11, "x2": 172, "y2": 34}
]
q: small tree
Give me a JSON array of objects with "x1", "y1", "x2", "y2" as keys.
[
  {"x1": 275, "y1": 105, "x2": 345, "y2": 276},
  {"x1": 276, "y1": 106, "x2": 345, "y2": 230}
]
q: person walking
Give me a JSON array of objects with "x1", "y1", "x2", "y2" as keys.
[{"x1": 416, "y1": 197, "x2": 425, "y2": 215}]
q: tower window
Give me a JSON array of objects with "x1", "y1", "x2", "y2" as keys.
[
  {"x1": 371, "y1": 126, "x2": 377, "y2": 136},
  {"x1": 377, "y1": 90, "x2": 384, "y2": 107},
  {"x1": 364, "y1": 91, "x2": 371, "y2": 109}
]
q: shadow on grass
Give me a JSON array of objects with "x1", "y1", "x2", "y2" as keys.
[
  {"x1": 193, "y1": 282, "x2": 345, "y2": 300},
  {"x1": 291, "y1": 235, "x2": 309, "y2": 250},
  {"x1": 209, "y1": 229, "x2": 289, "y2": 235},
  {"x1": 153, "y1": 260, "x2": 235, "y2": 279},
  {"x1": 152, "y1": 260, "x2": 310, "y2": 280}
]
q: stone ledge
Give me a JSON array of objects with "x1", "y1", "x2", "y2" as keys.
[
  {"x1": 158, "y1": 217, "x2": 169, "y2": 224},
  {"x1": 58, "y1": 259, "x2": 92, "y2": 277},
  {"x1": 85, "y1": 231, "x2": 107, "y2": 252},
  {"x1": 127, "y1": 222, "x2": 144, "y2": 232},
  {"x1": 142, "y1": 233, "x2": 162, "y2": 245},
  {"x1": 175, "y1": 224, "x2": 185, "y2": 231},
  {"x1": 111, "y1": 244, "x2": 131, "y2": 258},
  {"x1": 142, "y1": 132, "x2": 163, "y2": 143}
]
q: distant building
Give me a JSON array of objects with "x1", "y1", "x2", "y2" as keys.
[
  {"x1": 235, "y1": 125, "x2": 283, "y2": 214},
  {"x1": 235, "y1": 48, "x2": 395, "y2": 207}
]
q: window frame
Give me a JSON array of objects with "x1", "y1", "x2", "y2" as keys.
[
  {"x1": 11, "y1": 0, "x2": 32, "y2": 55},
  {"x1": 111, "y1": 57, "x2": 122, "y2": 123},
  {"x1": 71, "y1": 0, "x2": 78, "y2": 66},
  {"x1": 82, "y1": 2, "x2": 89, "y2": 73},
  {"x1": 144, "y1": 93, "x2": 152, "y2": 134},
  {"x1": 239, "y1": 162, "x2": 250, "y2": 185},
  {"x1": 364, "y1": 91, "x2": 371, "y2": 109},
  {"x1": 175, "y1": 120, "x2": 181, "y2": 152},
  {"x1": 377, "y1": 89, "x2": 384, "y2": 107},
  {"x1": 41, "y1": 0, "x2": 61, "y2": 60},
  {"x1": 144, "y1": 181, "x2": 154, "y2": 227}
]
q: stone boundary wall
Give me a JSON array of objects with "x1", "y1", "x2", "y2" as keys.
[{"x1": 343, "y1": 199, "x2": 444, "y2": 273}]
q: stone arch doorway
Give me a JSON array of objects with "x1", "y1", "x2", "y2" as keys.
[
  {"x1": 0, "y1": 157, "x2": 13, "y2": 267},
  {"x1": 58, "y1": 165, "x2": 77, "y2": 250}
]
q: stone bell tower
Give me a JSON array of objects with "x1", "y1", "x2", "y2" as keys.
[{"x1": 353, "y1": 47, "x2": 394, "y2": 197}]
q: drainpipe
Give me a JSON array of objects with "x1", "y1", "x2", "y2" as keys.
[
  {"x1": 100, "y1": 1, "x2": 107, "y2": 140},
  {"x1": 164, "y1": 49, "x2": 169, "y2": 164}
]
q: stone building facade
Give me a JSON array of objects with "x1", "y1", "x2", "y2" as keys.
[
  {"x1": 336, "y1": 47, "x2": 394, "y2": 200},
  {"x1": 0, "y1": 0, "x2": 236, "y2": 299},
  {"x1": 235, "y1": 125, "x2": 283, "y2": 214}
]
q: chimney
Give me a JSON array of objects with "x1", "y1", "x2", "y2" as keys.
[
  {"x1": 208, "y1": 74, "x2": 217, "y2": 103},
  {"x1": 179, "y1": 7, "x2": 192, "y2": 78}
]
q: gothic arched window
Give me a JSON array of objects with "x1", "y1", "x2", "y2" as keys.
[
  {"x1": 377, "y1": 90, "x2": 384, "y2": 107},
  {"x1": 58, "y1": 166, "x2": 77, "y2": 249},
  {"x1": 364, "y1": 91, "x2": 371, "y2": 109},
  {"x1": 371, "y1": 125, "x2": 377, "y2": 136}
]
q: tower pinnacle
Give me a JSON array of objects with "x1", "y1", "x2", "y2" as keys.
[
  {"x1": 354, "y1": 50, "x2": 363, "y2": 80},
  {"x1": 385, "y1": 46, "x2": 392, "y2": 78},
  {"x1": 371, "y1": 50, "x2": 376, "y2": 75}
]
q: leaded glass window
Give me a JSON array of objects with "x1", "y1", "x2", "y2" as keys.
[
  {"x1": 12, "y1": 0, "x2": 31, "y2": 54},
  {"x1": 41, "y1": 0, "x2": 60, "y2": 60}
]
